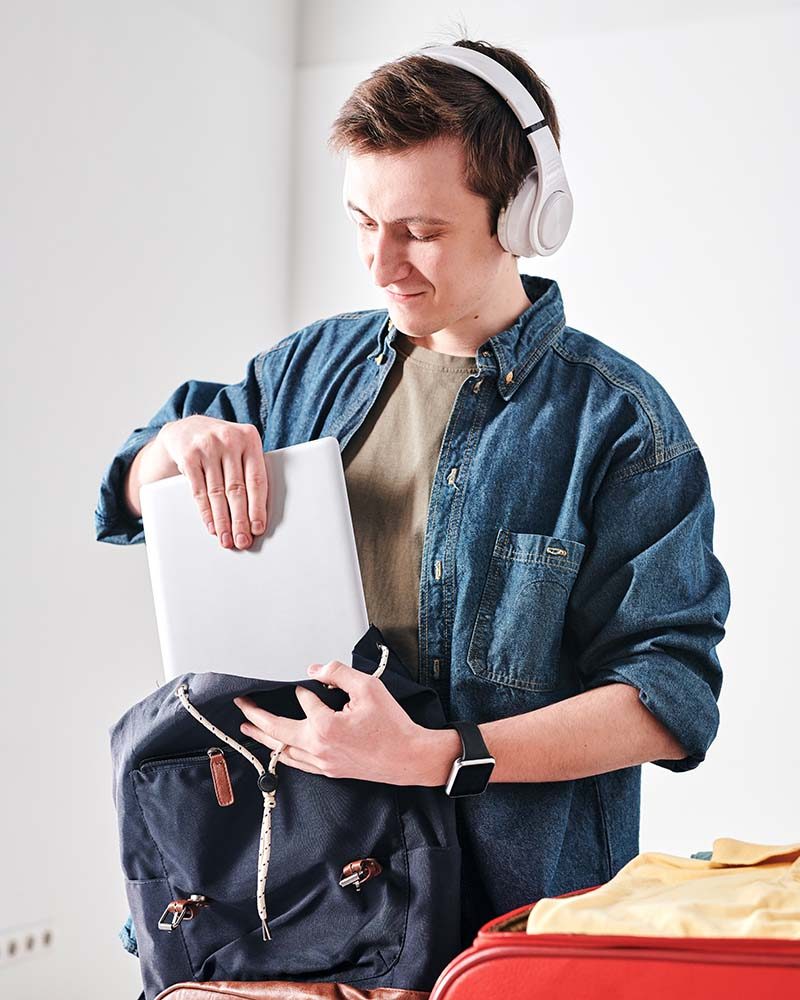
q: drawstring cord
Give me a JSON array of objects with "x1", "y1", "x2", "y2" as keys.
[
  {"x1": 173, "y1": 641, "x2": 390, "y2": 942},
  {"x1": 175, "y1": 682, "x2": 282, "y2": 941}
]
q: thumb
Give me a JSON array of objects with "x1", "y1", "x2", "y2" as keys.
[{"x1": 308, "y1": 659, "x2": 359, "y2": 692}]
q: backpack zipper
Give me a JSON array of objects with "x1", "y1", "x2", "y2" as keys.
[{"x1": 137, "y1": 738, "x2": 262, "y2": 770}]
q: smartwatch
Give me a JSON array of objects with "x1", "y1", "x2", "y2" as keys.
[{"x1": 443, "y1": 721, "x2": 496, "y2": 796}]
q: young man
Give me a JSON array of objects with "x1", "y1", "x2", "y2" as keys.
[{"x1": 96, "y1": 39, "x2": 731, "y2": 948}]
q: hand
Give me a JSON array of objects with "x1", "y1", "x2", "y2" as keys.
[
  {"x1": 156, "y1": 415, "x2": 268, "y2": 549},
  {"x1": 233, "y1": 660, "x2": 435, "y2": 785}
]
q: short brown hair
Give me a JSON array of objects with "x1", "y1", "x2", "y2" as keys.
[{"x1": 327, "y1": 34, "x2": 561, "y2": 251}]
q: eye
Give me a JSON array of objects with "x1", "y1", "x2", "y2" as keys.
[{"x1": 355, "y1": 221, "x2": 437, "y2": 242}]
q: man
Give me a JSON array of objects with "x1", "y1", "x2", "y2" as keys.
[{"x1": 96, "y1": 39, "x2": 731, "y2": 947}]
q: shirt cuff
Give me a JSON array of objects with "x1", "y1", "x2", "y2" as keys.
[
  {"x1": 94, "y1": 426, "x2": 163, "y2": 545},
  {"x1": 583, "y1": 650, "x2": 721, "y2": 773}
]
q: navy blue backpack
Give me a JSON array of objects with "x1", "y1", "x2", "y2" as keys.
[{"x1": 109, "y1": 624, "x2": 463, "y2": 1000}]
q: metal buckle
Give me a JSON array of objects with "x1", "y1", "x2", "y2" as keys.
[
  {"x1": 338, "y1": 857, "x2": 382, "y2": 892},
  {"x1": 157, "y1": 894, "x2": 209, "y2": 931}
]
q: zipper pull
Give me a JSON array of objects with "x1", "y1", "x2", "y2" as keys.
[{"x1": 208, "y1": 747, "x2": 234, "y2": 807}]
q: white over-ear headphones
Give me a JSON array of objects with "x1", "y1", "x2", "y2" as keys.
[{"x1": 414, "y1": 44, "x2": 573, "y2": 258}]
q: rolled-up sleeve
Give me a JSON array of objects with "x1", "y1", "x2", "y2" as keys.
[
  {"x1": 566, "y1": 444, "x2": 731, "y2": 772},
  {"x1": 94, "y1": 350, "x2": 269, "y2": 546}
]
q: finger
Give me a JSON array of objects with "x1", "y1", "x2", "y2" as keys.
[
  {"x1": 220, "y1": 449, "x2": 251, "y2": 549},
  {"x1": 275, "y1": 752, "x2": 327, "y2": 775},
  {"x1": 243, "y1": 433, "x2": 268, "y2": 535},
  {"x1": 203, "y1": 452, "x2": 235, "y2": 548},
  {"x1": 306, "y1": 662, "x2": 337, "y2": 691},
  {"x1": 309, "y1": 660, "x2": 371, "y2": 696},
  {"x1": 239, "y1": 722, "x2": 328, "y2": 773},
  {"x1": 181, "y1": 454, "x2": 217, "y2": 536},
  {"x1": 233, "y1": 698, "x2": 305, "y2": 747},
  {"x1": 295, "y1": 683, "x2": 337, "y2": 723}
]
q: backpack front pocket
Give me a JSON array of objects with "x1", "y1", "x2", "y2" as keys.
[
  {"x1": 466, "y1": 528, "x2": 586, "y2": 692},
  {"x1": 130, "y1": 744, "x2": 409, "y2": 986}
]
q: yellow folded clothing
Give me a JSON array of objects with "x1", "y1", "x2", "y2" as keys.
[{"x1": 526, "y1": 838, "x2": 800, "y2": 940}]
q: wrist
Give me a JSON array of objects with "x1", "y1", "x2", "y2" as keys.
[
  {"x1": 415, "y1": 725, "x2": 463, "y2": 788},
  {"x1": 124, "y1": 428, "x2": 178, "y2": 519},
  {"x1": 142, "y1": 425, "x2": 179, "y2": 480}
]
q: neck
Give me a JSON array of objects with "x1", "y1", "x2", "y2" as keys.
[{"x1": 404, "y1": 272, "x2": 533, "y2": 357}]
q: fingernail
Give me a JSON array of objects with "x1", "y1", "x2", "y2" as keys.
[
  {"x1": 222, "y1": 531, "x2": 232, "y2": 547},
  {"x1": 251, "y1": 520, "x2": 264, "y2": 533},
  {"x1": 206, "y1": 521, "x2": 215, "y2": 534},
  {"x1": 307, "y1": 664, "x2": 319, "y2": 674},
  {"x1": 235, "y1": 533, "x2": 249, "y2": 547}
]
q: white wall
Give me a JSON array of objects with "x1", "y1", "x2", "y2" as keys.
[
  {"x1": 293, "y1": 0, "x2": 800, "y2": 856},
  {"x1": 2, "y1": 1, "x2": 798, "y2": 997},
  {"x1": 0, "y1": 2, "x2": 296, "y2": 997}
]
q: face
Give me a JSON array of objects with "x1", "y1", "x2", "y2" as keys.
[{"x1": 342, "y1": 136, "x2": 511, "y2": 340}]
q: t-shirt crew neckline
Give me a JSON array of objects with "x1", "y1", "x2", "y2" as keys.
[{"x1": 394, "y1": 332, "x2": 478, "y2": 372}]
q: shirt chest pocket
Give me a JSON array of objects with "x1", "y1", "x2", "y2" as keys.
[{"x1": 466, "y1": 529, "x2": 586, "y2": 692}]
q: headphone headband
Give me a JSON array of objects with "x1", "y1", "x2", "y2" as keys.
[{"x1": 419, "y1": 44, "x2": 546, "y2": 129}]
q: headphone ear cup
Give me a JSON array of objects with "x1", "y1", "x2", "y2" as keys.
[
  {"x1": 496, "y1": 201, "x2": 512, "y2": 254},
  {"x1": 538, "y1": 190, "x2": 573, "y2": 253},
  {"x1": 497, "y1": 169, "x2": 539, "y2": 258}
]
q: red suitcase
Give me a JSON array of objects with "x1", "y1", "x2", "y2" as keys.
[{"x1": 429, "y1": 885, "x2": 800, "y2": 999}]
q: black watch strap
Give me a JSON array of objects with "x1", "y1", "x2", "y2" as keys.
[
  {"x1": 446, "y1": 720, "x2": 492, "y2": 762},
  {"x1": 443, "y1": 720, "x2": 495, "y2": 797}
]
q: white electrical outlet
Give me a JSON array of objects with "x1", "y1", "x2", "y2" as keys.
[{"x1": 0, "y1": 919, "x2": 55, "y2": 968}]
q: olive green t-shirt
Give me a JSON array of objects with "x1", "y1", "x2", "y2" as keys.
[{"x1": 342, "y1": 330, "x2": 478, "y2": 682}]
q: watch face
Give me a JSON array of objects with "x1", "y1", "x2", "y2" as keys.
[{"x1": 446, "y1": 759, "x2": 495, "y2": 796}]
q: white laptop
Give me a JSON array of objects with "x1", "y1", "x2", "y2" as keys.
[{"x1": 139, "y1": 436, "x2": 370, "y2": 684}]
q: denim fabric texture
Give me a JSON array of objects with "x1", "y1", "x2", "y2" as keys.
[
  {"x1": 96, "y1": 273, "x2": 731, "y2": 947},
  {"x1": 119, "y1": 910, "x2": 138, "y2": 956}
]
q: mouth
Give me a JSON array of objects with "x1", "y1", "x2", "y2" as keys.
[{"x1": 387, "y1": 290, "x2": 425, "y2": 302}]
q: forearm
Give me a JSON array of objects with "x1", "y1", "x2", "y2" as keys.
[
  {"x1": 123, "y1": 429, "x2": 179, "y2": 518},
  {"x1": 418, "y1": 682, "x2": 687, "y2": 787}
]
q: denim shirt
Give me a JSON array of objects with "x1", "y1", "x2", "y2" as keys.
[{"x1": 96, "y1": 273, "x2": 731, "y2": 948}]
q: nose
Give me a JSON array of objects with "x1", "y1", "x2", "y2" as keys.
[{"x1": 368, "y1": 230, "x2": 412, "y2": 289}]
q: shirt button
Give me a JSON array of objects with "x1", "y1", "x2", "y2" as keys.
[
  {"x1": 505, "y1": 370, "x2": 514, "y2": 384},
  {"x1": 481, "y1": 350, "x2": 491, "y2": 357}
]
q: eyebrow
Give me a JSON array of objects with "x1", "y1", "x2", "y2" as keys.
[{"x1": 346, "y1": 200, "x2": 451, "y2": 227}]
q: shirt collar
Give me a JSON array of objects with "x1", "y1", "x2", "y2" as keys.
[{"x1": 381, "y1": 273, "x2": 566, "y2": 400}]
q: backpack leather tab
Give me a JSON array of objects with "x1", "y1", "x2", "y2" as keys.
[{"x1": 208, "y1": 748, "x2": 234, "y2": 807}]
